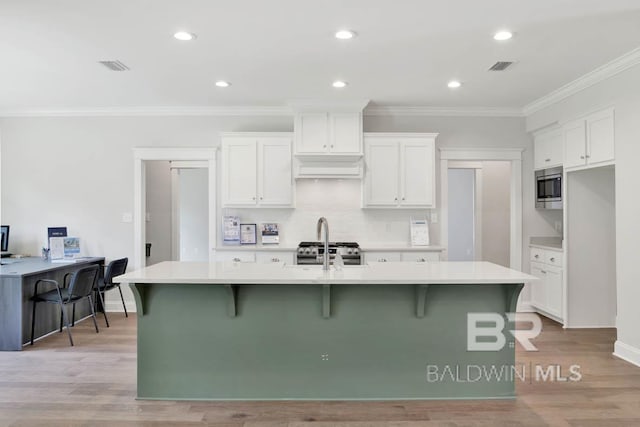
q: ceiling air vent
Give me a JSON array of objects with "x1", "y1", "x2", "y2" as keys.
[
  {"x1": 488, "y1": 61, "x2": 514, "y2": 71},
  {"x1": 98, "y1": 60, "x2": 130, "y2": 71}
]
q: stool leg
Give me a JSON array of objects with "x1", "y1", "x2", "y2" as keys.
[
  {"x1": 59, "y1": 304, "x2": 74, "y2": 346},
  {"x1": 118, "y1": 286, "x2": 128, "y2": 318},
  {"x1": 30, "y1": 301, "x2": 37, "y2": 345},
  {"x1": 96, "y1": 288, "x2": 109, "y2": 327},
  {"x1": 72, "y1": 303, "x2": 76, "y2": 327},
  {"x1": 88, "y1": 295, "x2": 99, "y2": 333}
]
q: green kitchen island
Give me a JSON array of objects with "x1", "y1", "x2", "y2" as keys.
[{"x1": 114, "y1": 261, "x2": 536, "y2": 401}]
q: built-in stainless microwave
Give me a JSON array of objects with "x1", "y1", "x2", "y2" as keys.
[{"x1": 535, "y1": 166, "x2": 562, "y2": 209}]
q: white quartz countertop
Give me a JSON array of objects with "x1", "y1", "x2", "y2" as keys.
[{"x1": 115, "y1": 261, "x2": 536, "y2": 285}]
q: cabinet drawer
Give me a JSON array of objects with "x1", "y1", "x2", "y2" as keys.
[
  {"x1": 401, "y1": 252, "x2": 440, "y2": 262},
  {"x1": 364, "y1": 252, "x2": 402, "y2": 264},
  {"x1": 214, "y1": 251, "x2": 256, "y2": 262},
  {"x1": 255, "y1": 252, "x2": 294, "y2": 265},
  {"x1": 530, "y1": 247, "x2": 545, "y2": 263},
  {"x1": 545, "y1": 251, "x2": 563, "y2": 267}
]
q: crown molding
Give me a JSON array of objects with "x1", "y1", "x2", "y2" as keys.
[
  {"x1": 364, "y1": 105, "x2": 524, "y2": 117},
  {"x1": 0, "y1": 106, "x2": 293, "y2": 118},
  {"x1": 523, "y1": 47, "x2": 640, "y2": 116},
  {"x1": 0, "y1": 104, "x2": 527, "y2": 118}
]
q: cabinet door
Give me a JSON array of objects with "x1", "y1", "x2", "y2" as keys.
[
  {"x1": 295, "y1": 113, "x2": 329, "y2": 153},
  {"x1": 364, "y1": 139, "x2": 400, "y2": 206},
  {"x1": 255, "y1": 251, "x2": 294, "y2": 265},
  {"x1": 530, "y1": 262, "x2": 547, "y2": 310},
  {"x1": 400, "y1": 140, "x2": 435, "y2": 207},
  {"x1": 401, "y1": 252, "x2": 440, "y2": 262},
  {"x1": 587, "y1": 109, "x2": 614, "y2": 165},
  {"x1": 258, "y1": 138, "x2": 293, "y2": 206},
  {"x1": 222, "y1": 138, "x2": 257, "y2": 206},
  {"x1": 329, "y1": 112, "x2": 362, "y2": 154},
  {"x1": 563, "y1": 120, "x2": 586, "y2": 169},
  {"x1": 534, "y1": 130, "x2": 562, "y2": 169},
  {"x1": 545, "y1": 266, "x2": 563, "y2": 318},
  {"x1": 364, "y1": 252, "x2": 402, "y2": 264}
]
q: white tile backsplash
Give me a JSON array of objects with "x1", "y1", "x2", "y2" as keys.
[{"x1": 220, "y1": 179, "x2": 434, "y2": 246}]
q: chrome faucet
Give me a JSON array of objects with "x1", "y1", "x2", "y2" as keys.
[{"x1": 316, "y1": 217, "x2": 330, "y2": 271}]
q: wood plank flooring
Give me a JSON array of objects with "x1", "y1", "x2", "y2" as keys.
[{"x1": 0, "y1": 315, "x2": 639, "y2": 426}]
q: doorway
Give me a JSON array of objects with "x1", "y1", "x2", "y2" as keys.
[
  {"x1": 133, "y1": 147, "x2": 217, "y2": 270},
  {"x1": 439, "y1": 148, "x2": 522, "y2": 270}
]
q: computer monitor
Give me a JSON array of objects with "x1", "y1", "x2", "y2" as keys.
[{"x1": 1, "y1": 225, "x2": 9, "y2": 253}]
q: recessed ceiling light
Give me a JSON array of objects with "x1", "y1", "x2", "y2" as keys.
[
  {"x1": 447, "y1": 80, "x2": 462, "y2": 89},
  {"x1": 335, "y1": 30, "x2": 356, "y2": 40},
  {"x1": 332, "y1": 80, "x2": 348, "y2": 88},
  {"x1": 493, "y1": 30, "x2": 513, "y2": 41},
  {"x1": 174, "y1": 31, "x2": 196, "y2": 41},
  {"x1": 215, "y1": 80, "x2": 230, "y2": 88}
]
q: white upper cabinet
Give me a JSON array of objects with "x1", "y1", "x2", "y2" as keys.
[
  {"x1": 363, "y1": 133, "x2": 437, "y2": 209},
  {"x1": 221, "y1": 133, "x2": 294, "y2": 208},
  {"x1": 562, "y1": 108, "x2": 614, "y2": 170},
  {"x1": 534, "y1": 128, "x2": 563, "y2": 170},
  {"x1": 295, "y1": 112, "x2": 362, "y2": 156}
]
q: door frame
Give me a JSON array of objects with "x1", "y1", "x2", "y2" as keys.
[
  {"x1": 439, "y1": 148, "x2": 523, "y2": 270},
  {"x1": 133, "y1": 148, "x2": 216, "y2": 270}
]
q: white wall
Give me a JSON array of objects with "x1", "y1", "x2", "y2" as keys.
[
  {"x1": 145, "y1": 160, "x2": 172, "y2": 266},
  {"x1": 526, "y1": 63, "x2": 640, "y2": 364},
  {"x1": 481, "y1": 161, "x2": 511, "y2": 267},
  {"x1": 0, "y1": 113, "x2": 555, "y2": 310}
]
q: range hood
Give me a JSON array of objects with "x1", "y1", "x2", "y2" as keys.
[{"x1": 290, "y1": 100, "x2": 369, "y2": 179}]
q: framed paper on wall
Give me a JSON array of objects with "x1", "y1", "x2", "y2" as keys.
[{"x1": 240, "y1": 223, "x2": 257, "y2": 245}]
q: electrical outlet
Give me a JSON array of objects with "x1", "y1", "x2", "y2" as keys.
[
  {"x1": 431, "y1": 212, "x2": 438, "y2": 224},
  {"x1": 554, "y1": 221, "x2": 562, "y2": 233}
]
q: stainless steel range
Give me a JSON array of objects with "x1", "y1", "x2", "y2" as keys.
[{"x1": 296, "y1": 242, "x2": 361, "y2": 265}]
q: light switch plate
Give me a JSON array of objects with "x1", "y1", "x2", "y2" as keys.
[
  {"x1": 431, "y1": 212, "x2": 438, "y2": 224},
  {"x1": 121, "y1": 212, "x2": 133, "y2": 223}
]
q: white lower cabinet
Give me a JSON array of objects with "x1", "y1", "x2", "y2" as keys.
[
  {"x1": 364, "y1": 251, "x2": 441, "y2": 264},
  {"x1": 255, "y1": 251, "x2": 294, "y2": 265},
  {"x1": 364, "y1": 252, "x2": 402, "y2": 264},
  {"x1": 529, "y1": 247, "x2": 564, "y2": 321},
  {"x1": 214, "y1": 251, "x2": 257, "y2": 263},
  {"x1": 401, "y1": 252, "x2": 440, "y2": 262}
]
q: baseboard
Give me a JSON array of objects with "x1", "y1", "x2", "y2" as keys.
[
  {"x1": 517, "y1": 302, "x2": 535, "y2": 312},
  {"x1": 105, "y1": 300, "x2": 137, "y2": 313},
  {"x1": 614, "y1": 340, "x2": 640, "y2": 367}
]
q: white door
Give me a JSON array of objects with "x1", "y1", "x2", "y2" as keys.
[
  {"x1": 222, "y1": 139, "x2": 257, "y2": 206},
  {"x1": 400, "y1": 140, "x2": 434, "y2": 206},
  {"x1": 587, "y1": 110, "x2": 615, "y2": 165},
  {"x1": 447, "y1": 168, "x2": 475, "y2": 261},
  {"x1": 258, "y1": 138, "x2": 293, "y2": 206},
  {"x1": 563, "y1": 120, "x2": 586, "y2": 169},
  {"x1": 329, "y1": 113, "x2": 361, "y2": 153},
  {"x1": 296, "y1": 113, "x2": 328, "y2": 153},
  {"x1": 177, "y1": 168, "x2": 209, "y2": 261},
  {"x1": 364, "y1": 139, "x2": 399, "y2": 206}
]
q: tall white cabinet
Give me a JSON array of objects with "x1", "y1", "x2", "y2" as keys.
[
  {"x1": 363, "y1": 133, "x2": 437, "y2": 208},
  {"x1": 221, "y1": 133, "x2": 294, "y2": 208},
  {"x1": 563, "y1": 108, "x2": 614, "y2": 169}
]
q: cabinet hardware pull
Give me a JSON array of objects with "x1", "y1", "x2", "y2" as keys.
[
  {"x1": 252, "y1": 196, "x2": 256, "y2": 200},
  {"x1": 260, "y1": 197, "x2": 263, "y2": 200},
  {"x1": 394, "y1": 197, "x2": 398, "y2": 201},
  {"x1": 402, "y1": 197, "x2": 406, "y2": 200},
  {"x1": 541, "y1": 270, "x2": 547, "y2": 274},
  {"x1": 585, "y1": 155, "x2": 590, "y2": 158},
  {"x1": 580, "y1": 155, "x2": 585, "y2": 159},
  {"x1": 418, "y1": 258, "x2": 426, "y2": 262},
  {"x1": 323, "y1": 145, "x2": 327, "y2": 148},
  {"x1": 233, "y1": 258, "x2": 241, "y2": 262},
  {"x1": 550, "y1": 257, "x2": 555, "y2": 262},
  {"x1": 534, "y1": 254, "x2": 539, "y2": 258},
  {"x1": 545, "y1": 158, "x2": 551, "y2": 162},
  {"x1": 379, "y1": 258, "x2": 387, "y2": 262}
]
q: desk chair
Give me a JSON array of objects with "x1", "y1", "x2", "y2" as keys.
[
  {"x1": 30, "y1": 264, "x2": 100, "y2": 346},
  {"x1": 96, "y1": 257, "x2": 129, "y2": 327}
]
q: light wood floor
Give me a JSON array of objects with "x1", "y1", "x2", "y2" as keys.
[{"x1": 1, "y1": 315, "x2": 639, "y2": 427}]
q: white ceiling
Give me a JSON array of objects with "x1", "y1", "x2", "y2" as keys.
[{"x1": 1, "y1": 0, "x2": 640, "y2": 112}]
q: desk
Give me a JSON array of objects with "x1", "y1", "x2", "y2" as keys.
[{"x1": 0, "y1": 257, "x2": 105, "y2": 351}]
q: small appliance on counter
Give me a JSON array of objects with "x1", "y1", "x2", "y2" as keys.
[{"x1": 296, "y1": 242, "x2": 361, "y2": 265}]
